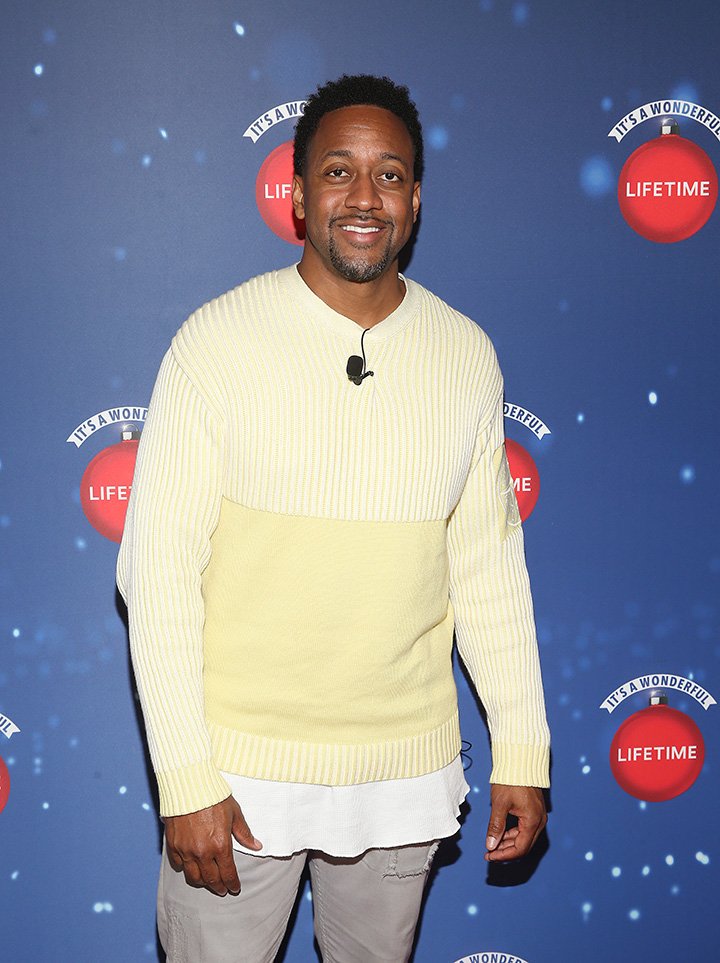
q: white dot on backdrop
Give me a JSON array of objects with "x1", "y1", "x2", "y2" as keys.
[
  {"x1": 467, "y1": 904, "x2": 478, "y2": 916},
  {"x1": 158, "y1": 127, "x2": 168, "y2": 140},
  {"x1": 642, "y1": 865, "x2": 650, "y2": 876},
  {"x1": 582, "y1": 765, "x2": 591, "y2": 774},
  {"x1": 695, "y1": 852, "x2": 710, "y2": 865},
  {"x1": 628, "y1": 909, "x2": 641, "y2": 921},
  {"x1": 141, "y1": 154, "x2": 152, "y2": 168},
  {"x1": 74, "y1": 537, "x2": 87, "y2": 551},
  {"x1": 428, "y1": 126, "x2": 449, "y2": 150},
  {"x1": 585, "y1": 851, "x2": 594, "y2": 861},
  {"x1": 601, "y1": 96, "x2": 613, "y2": 111},
  {"x1": 665, "y1": 854, "x2": 674, "y2": 866},
  {"x1": 34, "y1": 63, "x2": 44, "y2": 76},
  {"x1": 671, "y1": 884, "x2": 680, "y2": 895},
  {"x1": 305, "y1": 890, "x2": 312, "y2": 902},
  {"x1": 42, "y1": 802, "x2": 49, "y2": 810},
  {"x1": 648, "y1": 391, "x2": 658, "y2": 405},
  {"x1": 638, "y1": 801, "x2": 647, "y2": 810},
  {"x1": 611, "y1": 866, "x2": 622, "y2": 878},
  {"x1": 233, "y1": 22, "x2": 245, "y2": 36},
  {"x1": 142, "y1": 802, "x2": 150, "y2": 811},
  {"x1": 119, "y1": 786, "x2": 127, "y2": 795},
  {"x1": 680, "y1": 465, "x2": 695, "y2": 484},
  {"x1": 582, "y1": 902, "x2": 592, "y2": 913},
  {"x1": 577, "y1": 412, "x2": 585, "y2": 424},
  {"x1": 11, "y1": 871, "x2": 19, "y2": 880},
  {"x1": 12, "y1": 628, "x2": 20, "y2": 638}
]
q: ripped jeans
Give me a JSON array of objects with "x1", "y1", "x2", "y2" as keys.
[{"x1": 158, "y1": 838, "x2": 441, "y2": 963}]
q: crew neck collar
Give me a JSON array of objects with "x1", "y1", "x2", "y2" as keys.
[{"x1": 280, "y1": 263, "x2": 420, "y2": 341}]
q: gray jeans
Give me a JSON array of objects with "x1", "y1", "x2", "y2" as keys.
[{"x1": 157, "y1": 838, "x2": 440, "y2": 963}]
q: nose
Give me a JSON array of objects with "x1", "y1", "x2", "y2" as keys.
[{"x1": 345, "y1": 172, "x2": 383, "y2": 212}]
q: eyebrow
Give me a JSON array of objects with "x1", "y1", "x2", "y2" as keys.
[{"x1": 318, "y1": 149, "x2": 409, "y2": 169}]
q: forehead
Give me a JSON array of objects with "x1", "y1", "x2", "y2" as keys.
[{"x1": 308, "y1": 105, "x2": 414, "y2": 165}]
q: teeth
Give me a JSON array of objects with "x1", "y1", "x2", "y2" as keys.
[{"x1": 341, "y1": 225, "x2": 381, "y2": 234}]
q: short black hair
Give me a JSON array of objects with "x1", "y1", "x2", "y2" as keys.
[{"x1": 293, "y1": 74, "x2": 424, "y2": 181}]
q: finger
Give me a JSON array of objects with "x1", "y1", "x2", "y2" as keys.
[
  {"x1": 181, "y1": 858, "x2": 204, "y2": 887},
  {"x1": 485, "y1": 803, "x2": 509, "y2": 851},
  {"x1": 216, "y1": 849, "x2": 242, "y2": 895},
  {"x1": 231, "y1": 806, "x2": 262, "y2": 851}
]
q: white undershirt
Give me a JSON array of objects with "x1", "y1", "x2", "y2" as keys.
[{"x1": 221, "y1": 755, "x2": 470, "y2": 858}]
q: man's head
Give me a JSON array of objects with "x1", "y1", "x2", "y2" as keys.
[
  {"x1": 292, "y1": 76, "x2": 423, "y2": 287},
  {"x1": 293, "y1": 74, "x2": 424, "y2": 182}
]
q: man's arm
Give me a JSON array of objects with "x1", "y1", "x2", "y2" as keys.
[{"x1": 446, "y1": 347, "x2": 550, "y2": 861}]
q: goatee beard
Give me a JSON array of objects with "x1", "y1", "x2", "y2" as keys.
[{"x1": 327, "y1": 223, "x2": 395, "y2": 283}]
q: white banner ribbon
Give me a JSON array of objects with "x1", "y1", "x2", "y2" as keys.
[
  {"x1": 503, "y1": 402, "x2": 551, "y2": 439},
  {"x1": 600, "y1": 674, "x2": 716, "y2": 712},
  {"x1": 0, "y1": 713, "x2": 21, "y2": 739},
  {"x1": 243, "y1": 101, "x2": 307, "y2": 143},
  {"x1": 608, "y1": 100, "x2": 720, "y2": 142},
  {"x1": 66, "y1": 406, "x2": 147, "y2": 448},
  {"x1": 453, "y1": 954, "x2": 529, "y2": 963}
]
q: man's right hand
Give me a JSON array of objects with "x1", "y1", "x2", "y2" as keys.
[{"x1": 164, "y1": 795, "x2": 262, "y2": 896}]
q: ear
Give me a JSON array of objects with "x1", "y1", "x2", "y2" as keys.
[
  {"x1": 291, "y1": 175, "x2": 305, "y2": 220},
  {"x1": 412, "y1": 181, "x2": 421, "y2": 222}
]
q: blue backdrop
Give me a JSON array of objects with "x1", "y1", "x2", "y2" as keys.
[{"x1": 1, "y1": 1, "x2": 718, "y2": 960}]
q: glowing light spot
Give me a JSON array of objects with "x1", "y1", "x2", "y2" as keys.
[
  {"x1": 12, "y1": 628, "x2": 20, "y2": 638},
  {"x1": 584, "y1": 852, "x2": 594, "y2": 862},
  {"x1": 671, "y1": 81, "x2": 699, "y2": 103},
  {"x1": 512, "y1": 2, "x2": 529, "y2": 25},
  {"x1": 69, "y1": 737, "x2": 79, "y2": 748},
  {"x1": 74, "y1": 537, "x2": 87, "y2": 551},
  {"x1": 93, "y1": 903, "x2": 104, "y2": 913},
  {"x1": 580, "y1": 755, "x2": 586, "y2": 763},
  {"x1": 6, "y1": 757, "x2": 14, "y2": 766},
  {"x1": 472, "y1": 785, "x2": 480, "y2": 794},
  {"x1": 638, "y1": 801, "x2": 647, "y2": 811},
  {"x1": 467, "y1": 904, "x2": 478, "y2": 916},
  {"x1": 648, "y1": 391, "x2": 658, "y2": 405},
  {"x1": 34, "y1": 63, "x2": 44, "y2": 76},
  {"x1": 665, "y1": 854, "x2": 674, "y2": 866},
  {"x1": 628, "y1": 909, "x2": 641, "y2": 921},
  {"x1": 601, "y1": 96, "x2": 613, "y2": 111},
  {"x1": 428, "y1": 126, "x2": 449, "y2": 150},
  {"x1": 695, "y1": 851, "x2": 710, "y2": 865},
  {"x1": 305, "y1": 890, "x2": 312, "y2": 902},
  {"x1": 582, "y1": 902, "x2": 592, "y2": 913},
  {"x1": 141, "y1": 154, "x2": 152, "y2": 168},
  {"x1": 642, "y1": 865, "x2": 650, "y2": 876},
  {"x1": 611, "y1": 866, "x2": 622, "y2": 878},
  {"x1": 142, "y1": 803, "x2": 150, "y2": 811},
  {"x1": 42, "y1": 802, "x2": 49, "y2": 810},
  {"x1": 158, "y1": 127, "x2": 168, "y2": 140},
  {"x1": 671, "y1": 884, "x2": 680, "y2": 895},
  {"x1": 680, "y1": 465, "x2": 695, "y2": 484},
  {"x1": 119, "y1": 786, "x2": 127, "y2": 795},
  {"x1": 582, "y1": 765, "x2": 591, "y2": 775},
  {"x1": 580, "y1": 156, "x2": 614, "y2": 198},
  {"x1": 233, "y1": 22, "x2": 245, "y2": 36},
  {"x1": 577, "y1": 412, "x2": 585, "y2": 424}
]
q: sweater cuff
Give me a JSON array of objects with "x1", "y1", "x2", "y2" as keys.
[
  {"x1": 156, "y1": 760, "x2": 233, "y2": 817},
  {"x1": 489, "y1": 742, "x2": 550, "y2": 789}
]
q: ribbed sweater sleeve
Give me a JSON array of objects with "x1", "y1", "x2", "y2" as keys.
[
  {"x1": 117, "y1": 346, "x2": 232, "y2": 816},
  {"x1": 446, "y1": 359, "x2": 551, "y2": 788}
]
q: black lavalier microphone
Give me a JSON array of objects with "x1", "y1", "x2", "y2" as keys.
[{"x1": 346, "y1": 327, "x2": 375, "y2": 386}]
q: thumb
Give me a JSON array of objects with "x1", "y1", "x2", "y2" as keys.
[
  {"x1": 486, "y1": 802, "x2": 508, "y2": 851},
  {"x1": 230, "y1": 799, "x2": 263, "y2": 851}
]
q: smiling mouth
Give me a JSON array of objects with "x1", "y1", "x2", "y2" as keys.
[{"x1": 340, "y1": 224, "x2": 382, "y2": 234}]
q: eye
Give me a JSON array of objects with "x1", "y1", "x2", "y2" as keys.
[
  {"x1": 326, "y1": 167, "x2": 348, "y2": 178},
  {"x1": 380, "y1": 171, "x2": 402, "y2": 183}
]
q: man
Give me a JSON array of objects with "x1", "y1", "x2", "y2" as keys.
[{"x1": 117, "y1": 74, "x2": 550, "y2": 963}]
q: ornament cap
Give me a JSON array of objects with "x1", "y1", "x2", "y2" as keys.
[
  {"x1": 121, "y1": 424, "x2": 141, "y2": 442},
  {"x1": 661, "y1": 119, "x2": 680, "y2": 136},
  {"x1": 649, "y1": 690, "x2": 669, "y2": 706}
]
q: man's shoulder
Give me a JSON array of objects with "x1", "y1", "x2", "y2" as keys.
[
  {"x1": 183, "y1": 264, "x2": 296, "y2": 330},
  {"x1": 406, "y1": 276, "x2": 496, "y2": 361}
]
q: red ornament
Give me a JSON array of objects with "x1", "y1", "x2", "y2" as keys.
[
  {"x1": 80, "y1": 435, "x2": 139, "y2": 543},
  {"x1": 618, "y1": 128, "x2": 718, "y2": 242},
  {"x1": 255, "y1": 141, "x2": 305, "y2": 246},
  {"x1": 0, "y1": 756, "x2": 10, "y2": 815},
  {"x1": 610, "y1": 701, "x2": 705, "y2": 801},
  {"x1": 505, "y1": 438, "x2": 540, "y2": 522}
]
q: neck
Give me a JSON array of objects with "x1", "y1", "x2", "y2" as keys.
[{"x1": 296, "y1": 256, "x2": 405, "y2": 330}]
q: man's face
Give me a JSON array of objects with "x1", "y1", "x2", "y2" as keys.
[{"x1": 292, "y1": 105, "x2": 421, "y2": 284}]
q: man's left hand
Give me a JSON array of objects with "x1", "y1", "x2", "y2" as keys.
[{"x1": 484, "y1": 784, "x2": 547, "y2": 862}]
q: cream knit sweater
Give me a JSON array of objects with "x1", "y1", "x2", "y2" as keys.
[{"x1": 117, "y1": 265, "x2": 550, "y2": 817}]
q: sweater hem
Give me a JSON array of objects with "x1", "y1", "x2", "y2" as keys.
[{"x1": 207, "y1": 711, "x2": 462, "y2": 786}]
